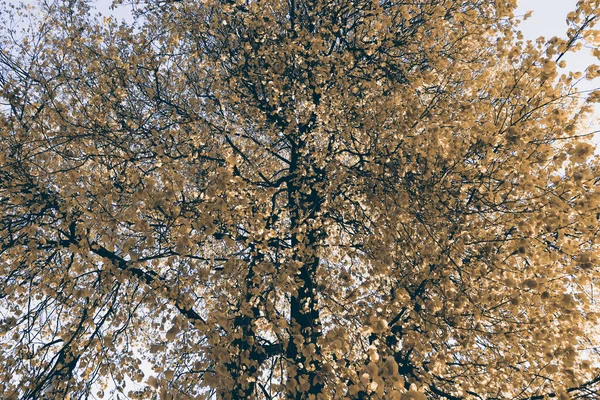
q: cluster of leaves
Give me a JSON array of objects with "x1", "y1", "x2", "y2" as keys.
[{"x1": 1, "y1": 0, "x2": 600, "y2": 398}]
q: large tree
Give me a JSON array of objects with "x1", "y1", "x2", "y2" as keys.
[{"x1": 1, "y1": 0, "x2": 600, "y2": 398}]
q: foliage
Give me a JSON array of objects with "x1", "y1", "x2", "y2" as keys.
[{"x1": 1, "y1": 0, "x2": 600, "y2": 398}]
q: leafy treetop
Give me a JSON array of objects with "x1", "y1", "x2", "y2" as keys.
[{"x1": 1, "y1": 0, "x2": 600, "y2": 399}]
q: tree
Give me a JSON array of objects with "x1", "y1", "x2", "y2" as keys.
[{"x1": 1, "y1": 0, "x2": 600, "y2": 398}]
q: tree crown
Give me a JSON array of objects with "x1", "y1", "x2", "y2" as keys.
[{"x1": 1, "y1": 0, "x2": 600, "y2": 399}]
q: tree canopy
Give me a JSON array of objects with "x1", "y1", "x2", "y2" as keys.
[{"x1": 1, "y1": 0, "x2": 600, "y2": 398}]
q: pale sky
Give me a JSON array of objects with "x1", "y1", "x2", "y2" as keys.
[
  {"x1": 517, "y1": 0, "x2": 598, "y2": 91},
  {"x1": 517, "y1": 0, "x2": 600, "y2": 147}
]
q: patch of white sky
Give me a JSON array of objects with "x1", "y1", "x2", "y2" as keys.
[
  {"x1": 89, "y1": 0, "x2": 133, "y2": 22},
  {"x1": 516, "y1": 0, "x2": 600, "y2": 148}
]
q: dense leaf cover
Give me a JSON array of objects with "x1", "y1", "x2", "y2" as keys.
[{"x1": 1, "y1": 0, "x2": 600, "y2": 398}]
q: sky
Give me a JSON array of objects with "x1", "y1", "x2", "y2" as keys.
[
  {"x1": 517, "y1": 0, "x2": 598, "y2": 91},
  {"x1": 517, "y1": 0, "x2": 584, "y2": 56},
  {"x1": 517, "y1": 0, "x2": 600, "y2": 147}
]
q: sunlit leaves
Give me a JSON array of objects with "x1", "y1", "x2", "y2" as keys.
[{"x1": 0, "y1": 0, "x2": 599, "y2": 398}]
